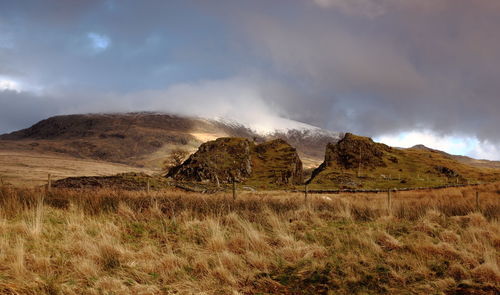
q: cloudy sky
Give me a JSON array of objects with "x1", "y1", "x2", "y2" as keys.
[{"x1": 1, "y1": 0, "x2": 500, "y2": 160}]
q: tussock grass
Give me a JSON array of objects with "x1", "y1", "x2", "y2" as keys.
[{"x1": 0, "y1": 183, "x2": 498, "y2": 294}]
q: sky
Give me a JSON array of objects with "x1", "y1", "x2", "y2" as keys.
[{"x1": 1, "y1": 0, "x2": 500, "y2": 160}]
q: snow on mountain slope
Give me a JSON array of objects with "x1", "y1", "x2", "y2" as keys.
[{"x1": 214, "y1": 115, "x2": 341, "y2": 140}]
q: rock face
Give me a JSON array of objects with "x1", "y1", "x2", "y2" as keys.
[
  {"x1": 167, "y1": 137, "x2": 303, "y2": 186},
  {"x1": 167, "y1": 138, "x2": 252, "y2": 183},
  {"x1": 251, "y1": 139, "x2": 304, "y2": 185},
  {"x1": 324, "y1": 133, "x2": 389, "y2": 170},
  {"x1": 309, "y1": 133, "x2": 390, "y2": 182}
]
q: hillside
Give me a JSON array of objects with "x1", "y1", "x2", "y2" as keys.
[
  {"x1": 410, "y1": 144, "x2": 500, "y2": 169},
  {"x1": 167, "y1": 137, "x2": 303, "y2": 187},
  {"x1": 308, "y1": 133, "x2": 500, "y2": 190},
  {"x1": 0, "y1": 113, "x2": 338, "y2": 170}
]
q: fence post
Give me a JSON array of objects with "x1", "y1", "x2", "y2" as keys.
[
  {"x1": 387, "y1": 189, "x2": 392, "y2": 215},
  {"x1": 146, "y1": 180, "x2": 150, "y2": 194},
  {"x1": 304, "y1": 184, "x2": 308, "y2": 204},
  {"x1": 475, "y1": 191, "x2": 480, "y2": 211},
  {"x1": 357, "y1": 146, "x2": 362, "y2": 177},
  {"x1": 47, "y1": 173, "x2": 52, "y2": 192},
  {"x1": 232, "y1": 179, "x2": 236, "y2": 201}
]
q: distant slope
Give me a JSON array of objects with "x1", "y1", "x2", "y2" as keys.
[
  {"x1": 409, "y1": 144, "x2": 500, "y2": 169},
  {"x1": 452, "y1": 155, "x2": 500, "y2": 169},
  {"x1": 0, "y1": 112, "x2": 339, "y2": 169},
  {"x1": 308, "y1": 133, "x2": 500, "y2": 190}
]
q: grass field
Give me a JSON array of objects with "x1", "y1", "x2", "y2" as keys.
[
  {"x1": 0, "y1": 183, "x2": 498, "y2": 294},
  {"x1": 0, "y1": 150, "x2": 155, "y2": 187}
]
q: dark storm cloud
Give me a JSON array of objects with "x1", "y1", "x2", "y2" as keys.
[
  {"x1": 0, "y1": 0, "x2": 244, "y2": 91},
  {"x1": 0, "y1": 0, "x2": 500, "y2": 157},
  {"x1": 0, "y1": 90, "x2": 57, "y2": 132},
  {"x1": 231, "y1": 0, "x2": 500, "y2": 141}
]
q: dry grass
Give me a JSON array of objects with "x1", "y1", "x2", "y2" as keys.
[
  {"x1": 0, "y1": 183, "x2": 498, "y2": 294},
  {"x1": 0, "y1": 150, "x2": 155, "y2": 187}
]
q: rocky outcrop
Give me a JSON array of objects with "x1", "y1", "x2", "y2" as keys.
[
  {"x1": 324, "y1": 133, "x2": 390, "y2": 169},
  {"x1": 167, "y1": 138, "x2": 252, "y2": 183},
  {"x1": 434, "y1": 166, "x2": 459, "y2": 178},
  {"x1": 308, "y1": 133, "x2": 398, "y2": 187},
  {"x1": 167, "y1": 137, "x2": 303, "y2": 185},
  {"x1": 307, "y1": 133, "x2": 487, "y2": 189},
  {"x1": 251, "y1": 139, "x2": 303, "y2": 185},
  {"x1": 309, "y1": 133, "x2": 390, "y2": 181}
]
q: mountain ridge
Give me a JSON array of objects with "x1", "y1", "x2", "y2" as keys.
[{"x1": 0, "y1": 112, "x2": 340, "y2": 169}]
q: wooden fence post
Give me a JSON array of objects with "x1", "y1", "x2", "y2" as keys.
[
  {"x1": 232, "y1": 179, "x2": 236, "y2": 201},
  {"x1": 146, "y1": 180, "x2": 150, "y2": 194},
  {"x1": 47, "y1": 173, "x2": 52, "y2": 192},
  {"x1": 387, "y1": 189, "x2": 392, "y2": 215},
  {"x1": 357, "y1": 146, "x2": 362, "y2": 177},
  {"x1": 475, "y1": 191, "x2": 480, "y2": 211},
  {"x1": 304, "y1": 184, "x2": 308, "y2": 204}
]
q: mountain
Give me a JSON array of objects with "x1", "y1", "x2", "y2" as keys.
[
  {"x1": 308, "y1": 133, "x2": 500, "y2": 189},
  {"x1": 0, "y1": 112, "x2": 339, "y2": 170},
  {"x1": 167, "y1": 137, "x2": 303, "y2": 187}
]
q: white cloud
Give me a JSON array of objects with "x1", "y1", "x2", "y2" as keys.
[
  {"x1": 375, "y1": 130, "x2": 500, "y2": 161},
  {"x1": 58, "y1": 77, "x2": 300, "y2": 134},
  {"x1": 468, "y1": 141, "x2": 500, "y2": 161},
  {"x1": 0, "y1": 77, "x2": 21, "y2": 92},
  {"x1": 87, "y1": 32, "x2": 110, "y2": 52}
]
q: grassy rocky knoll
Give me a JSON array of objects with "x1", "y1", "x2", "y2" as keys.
[
  {"x1": 167, "y1": 137, "x2": 303, "y2": 189},
  {"x1": 308, "y1": 133, "x2": 500, "y2": 190},
  {"x1": 52, "y1": 173, "x2": 172, "y2": 191}
]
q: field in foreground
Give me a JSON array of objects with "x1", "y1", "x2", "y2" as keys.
[{"x1": 0, "y1": 184, "x2": 499, "y2": 294}]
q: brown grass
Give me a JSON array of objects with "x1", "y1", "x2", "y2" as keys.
[
  {"x1": 0, "y1": 183, "x2": 498, "y2": 294},
  {"x1": 0, "y1": 150, "x2": 155, "y2": 187}
]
